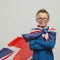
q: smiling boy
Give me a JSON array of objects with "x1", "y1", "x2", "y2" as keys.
[{"x1": 22, "y1": 9, "x2": 56, "y2": 60}]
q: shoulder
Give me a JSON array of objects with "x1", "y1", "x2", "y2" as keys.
[{"x1": 48, "y1": 27, "x2": 56, "y2": 32}]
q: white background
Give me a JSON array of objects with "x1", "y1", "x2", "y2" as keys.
[{"x1": 0, "y1": 0, "x2": 59, "y2": 60}]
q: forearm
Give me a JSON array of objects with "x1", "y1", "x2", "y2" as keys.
[
  {"x1": 35, "y1": 37, "x2": 56, "y2": 49},
  {"x1": 29, "y1": 40, "x2": 44, "y2": 50}
]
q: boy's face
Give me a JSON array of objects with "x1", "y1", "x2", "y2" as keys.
[{"x1": 36, "y1": 12, "x2": 49, "y2": 28}]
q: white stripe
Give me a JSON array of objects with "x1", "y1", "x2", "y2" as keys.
[
  {"x1": 6, "y1": 47, "x2": 21, "y2": 60},
  {"x1": 31, "y1": 30, "x2": 41, "y2": 32},
  {"x1": 27, "y1": 56, "x2": 33, "y2": 60}
]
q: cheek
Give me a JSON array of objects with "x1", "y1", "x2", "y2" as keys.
[
  {"x1": 44, "y1": 21, "x2": 48, "y2": 23},
  {"x1": 36, "y1": 20, "x2": 40, "y2": 23},
  {"x1": 43, "y1": 20, "x2": 49, "y2": 23}
]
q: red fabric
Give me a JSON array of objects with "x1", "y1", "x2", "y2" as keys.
[{"x1": 8, "y1": 37, "x2": 33, "y2": 60}]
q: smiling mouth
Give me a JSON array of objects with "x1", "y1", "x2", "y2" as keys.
[{"x1": 39, "y1": 21, "x2": 46, "y2": 24}]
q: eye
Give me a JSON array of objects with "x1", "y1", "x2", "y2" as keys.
[{"x1": 36, "y1": 18, "x2": 48, "y2": 20}]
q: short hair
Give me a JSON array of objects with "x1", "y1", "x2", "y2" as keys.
[{"x1": 36, "y1": 9, "x2": 50, "y2": 18}]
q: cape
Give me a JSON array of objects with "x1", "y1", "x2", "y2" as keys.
[{"x1": 22, "y1": 26, "x2": 56, "y2": 42}]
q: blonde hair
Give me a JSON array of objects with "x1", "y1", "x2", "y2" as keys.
[{"x1": 36, "y1": 9, "x2": 49, "y2": 18}]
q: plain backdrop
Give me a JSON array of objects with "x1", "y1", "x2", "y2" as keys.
[{"x1": 0, "y1": 0, "x2": 59, "y2": 60}]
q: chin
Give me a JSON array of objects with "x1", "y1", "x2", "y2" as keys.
[{"x1": 39, "y1": 25, "x2": 47, "y2": 28}]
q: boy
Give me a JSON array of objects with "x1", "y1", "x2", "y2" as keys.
[{"x1": 22, "y1": 9, "x2": 56, "y2": 60}]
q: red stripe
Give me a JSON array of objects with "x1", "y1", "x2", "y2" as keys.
[{"x1": 30, "y1": 30, "x2": 41, "y2": 34}]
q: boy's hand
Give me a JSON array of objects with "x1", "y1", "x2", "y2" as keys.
[{"x1": 42, "y1": 33, "x2": 49, "y2": 42}]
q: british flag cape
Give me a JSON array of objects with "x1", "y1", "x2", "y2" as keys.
[
  {"x1": 22, "y1": 26, "x2": 56, "y2": 42},
  {"x1": 0, "y1": 26, "x2": 56, "y2": 60}
]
